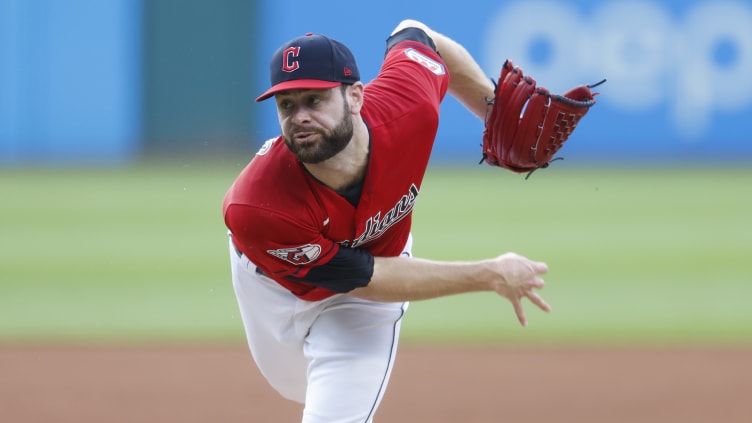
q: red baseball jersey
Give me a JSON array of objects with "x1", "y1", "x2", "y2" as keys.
[{"x1": 223, "y1": 39, "x2": 449, "y2": 301}]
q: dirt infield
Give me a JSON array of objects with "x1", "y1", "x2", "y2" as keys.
[{"x1": 1, "y1": 345, "x2": 749, "y2": 422}]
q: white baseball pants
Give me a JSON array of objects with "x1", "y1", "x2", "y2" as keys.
[{"x1": 229, "y1": 236, "x2": 411, "y2": 423}]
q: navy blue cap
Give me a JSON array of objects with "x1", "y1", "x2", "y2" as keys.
[{"x1": 256, "y1": 33, "x2": 360, "y2": 102}]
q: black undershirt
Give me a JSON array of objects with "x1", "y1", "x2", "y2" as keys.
[{"x1": 338, "y1": 178, "x2": 364, "y2": 207}]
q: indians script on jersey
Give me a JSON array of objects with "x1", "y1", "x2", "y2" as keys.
[{"x1": 348, "y1": 184, "x2": 418, "y2": 248}]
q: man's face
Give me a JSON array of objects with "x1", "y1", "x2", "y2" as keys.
[{"x1": 275, "y1": 87, "x2": 353, "y2": 164}]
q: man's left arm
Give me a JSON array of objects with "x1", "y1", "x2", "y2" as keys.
[{"x1": 391, "y1": 19, "x2": 495, "y2": 120}]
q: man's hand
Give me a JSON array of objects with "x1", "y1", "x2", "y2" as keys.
[{"x1": 490, "y1": 253, "x2": 551, "y2": 326}]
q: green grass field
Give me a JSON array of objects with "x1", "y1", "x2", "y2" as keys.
[{"x1": 1, "y1": 161, "x2": 750, "y2": 346}]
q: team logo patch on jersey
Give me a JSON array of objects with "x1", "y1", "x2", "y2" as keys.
[
  {"x1": 267, "y1": 244, "x2": 321, "y2": 265},
  {"x1": 404, "y1": 48, "x2": 445, "y2": 75},
  {"x1": 256, "y1": 138, "x2": 276, "y2": 156}
]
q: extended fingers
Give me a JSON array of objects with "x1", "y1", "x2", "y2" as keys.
[
  {"x1": 512, "y1": 290, "x2": 550, "y2": 327},
  {"x1": 530, "y1": 260, "x2": 549, "y2": 275},
  {"x1": 524, "y1": 290, "x2": 551, "y2": 313},
  {"x1": 527, "y1": 275, "x2": 545, "y2": 289},
  {"x1": 498, "y1": 255, "x2": 551, "y2": 326},
  {"x1": 511, "y1": 297, "x2": 527, "y2": 327}
]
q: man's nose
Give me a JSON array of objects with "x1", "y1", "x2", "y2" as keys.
[{"x1": 291, "y1": 106, "x2": 312, "y2": 124}]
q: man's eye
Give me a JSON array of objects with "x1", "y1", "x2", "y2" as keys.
[
  {"x1": 279, "y1": 101, "x2": 293, "y2": 110},
  {"x1": 308, "y1": 97, "x2": 321, "y2": 106}
]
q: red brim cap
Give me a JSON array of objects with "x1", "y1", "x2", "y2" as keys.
[{"x1": 255, "y1": 79, "x2": 343, "y2": 102}]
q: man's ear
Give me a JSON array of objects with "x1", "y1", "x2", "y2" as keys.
[{"x1": 347, "y1": 82, "x2": 365, "y2": 114}]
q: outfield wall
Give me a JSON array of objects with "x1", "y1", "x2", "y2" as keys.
[
  {"x1": 0, "y1": 0, "x2": 142, "y2": 164},
  {"x1": 2, "y1": 0, "x2": 750, "y2": 164}
]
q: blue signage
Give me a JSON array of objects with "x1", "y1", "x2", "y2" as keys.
[{"x1": 255, "y1": 0, "x2": 752, "y2": 162}]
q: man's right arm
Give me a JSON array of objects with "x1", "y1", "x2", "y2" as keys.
[{"x1": 349, "y1": 253, "x2": 551, "y2": 327}]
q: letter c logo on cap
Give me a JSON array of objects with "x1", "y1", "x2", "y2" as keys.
[{"x1": 283, "y1": 46, "x2": 301, "y2": 72}]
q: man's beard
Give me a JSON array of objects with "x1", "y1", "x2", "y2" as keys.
[{"x1": 284, "y1": 102, "x2": 353, "y2": 164}]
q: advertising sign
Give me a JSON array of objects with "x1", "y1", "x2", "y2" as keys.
[{"x1": 255, "y1": 0, "x2": 752, "y2": 162}]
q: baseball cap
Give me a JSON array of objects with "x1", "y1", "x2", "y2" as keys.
[{"x1": 256, "y1": 33, "x2": 360, "y2": 102}]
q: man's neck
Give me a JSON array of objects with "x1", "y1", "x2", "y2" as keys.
[{"x1": 303, "y1": 117, "x2": 369, "y2": 193}]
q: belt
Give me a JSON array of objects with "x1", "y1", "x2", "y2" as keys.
[{"x1": 232, "y1": 241, "x2": 243, "y2": 258}]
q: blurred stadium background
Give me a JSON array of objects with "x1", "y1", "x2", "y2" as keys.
[{"x1": 1, "y1": 0, "x2": 751, "y2": 347}]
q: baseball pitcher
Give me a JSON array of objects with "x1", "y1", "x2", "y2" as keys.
[{"x1": 223, "y1": 19, "x2": 599, "y2": 422}]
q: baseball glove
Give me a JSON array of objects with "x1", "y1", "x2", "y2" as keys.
[{"x1": 481, "y1": 59, "x2": 605, "y2": 178}]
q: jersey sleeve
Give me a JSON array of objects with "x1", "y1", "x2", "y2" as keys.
[
  {"x1": 226, "y1": 203, "x2": 335, "y2": 276},
  {"x1": 364, "y1": 28, "x2": 449, "y2": 122},
  {"x1": 225, "y1": 203, "x2": 374, "y2": 293}
]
